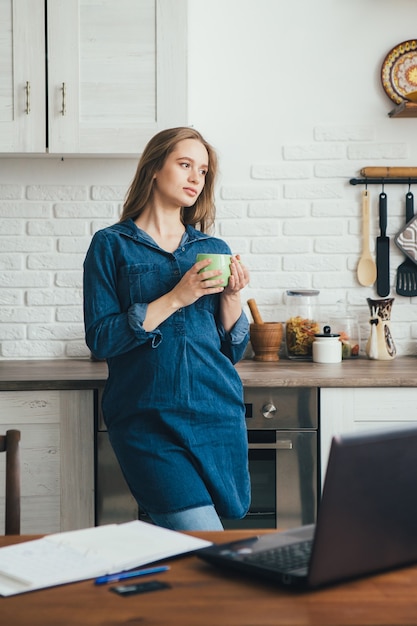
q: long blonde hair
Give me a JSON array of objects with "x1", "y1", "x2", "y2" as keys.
[{"x1": 120, "y1": 127, "x2": 218, "y2": 233}]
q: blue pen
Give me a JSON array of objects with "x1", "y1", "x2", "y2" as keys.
[{"x1": 94, "y1": 565, "x2": 170, "y2": 585}]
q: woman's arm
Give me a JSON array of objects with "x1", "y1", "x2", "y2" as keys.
[
  {"x1": 83, "y1": 233, "x2": 154, "y2": 359},
  {"x1": 219, "y1": 256, "x2": 250, "y2": 332},
  {"x1": 217, "y1": 255, "x2": 250, "y2": 364}
]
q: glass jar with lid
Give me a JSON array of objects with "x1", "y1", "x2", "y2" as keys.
[
  {"x1": 285, "y1": 290, "x2": 320, "y2": 360},
  {"x1": 328, "y1": 314, "x2": 361, "y2": 359}
]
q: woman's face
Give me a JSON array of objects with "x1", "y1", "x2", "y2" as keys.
[{"x1": 153, "y1": 139, "x2": 209, "y2": 209}]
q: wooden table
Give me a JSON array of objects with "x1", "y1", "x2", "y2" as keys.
[{"x1": 2, "y1": 532, "x2": 417, "y2": 626}]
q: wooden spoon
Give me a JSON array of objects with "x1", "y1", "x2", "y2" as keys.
[
  {"x1": 247, "y1": 299, "x2": 264, "y2": 324},
  {"x1": 357, "y1": 189, "x2": 377, "y2": 287}
]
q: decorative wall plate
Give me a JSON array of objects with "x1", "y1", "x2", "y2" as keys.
[{"x1": 381, "y1": 40, "x2": 417, "y2": 104}]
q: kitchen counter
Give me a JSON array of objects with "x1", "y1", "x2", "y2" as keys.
[
  {"x1": 0, "y1": 357, "x2": 417, "y2": 389},
  {"x1": 237, "y1": 356, "x2": 417, "y2": 388},
  {"x1": 0, "y1": 359, "x2": 108, "y2": 390}
]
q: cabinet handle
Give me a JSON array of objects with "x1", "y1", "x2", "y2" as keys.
[
  {"x1": 61, "y1": 82, "x2": 66, "y2": 116},
  {"x1": 25, "y1": 81, "x2": 30, "y2": 115}
]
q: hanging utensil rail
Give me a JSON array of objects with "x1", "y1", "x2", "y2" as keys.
[{"x1": 350, "y1": 178, "x2": 417, "y2": 186}]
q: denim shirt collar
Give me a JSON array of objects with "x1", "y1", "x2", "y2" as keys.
[{"x1": 112, "y1": 218, "x2": 211, "y2": 253}]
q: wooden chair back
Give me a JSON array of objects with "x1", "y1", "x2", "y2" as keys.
[{"x1": 0, "y1": 430, "x2": 21, "y2": 535}]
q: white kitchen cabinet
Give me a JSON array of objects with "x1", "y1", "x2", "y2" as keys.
[
  {"x1": 0, "y1": 0, "x2": 46, "y2": 152},
  {"x1": 0, "y1": 390, "x2": 94, "y2": 533},
  {"x1": 320, "y1": 387, "x2": 417, "y2": 482},
  {"x1": 0, "y1": 0, "x2": 187, "y2": 155}
]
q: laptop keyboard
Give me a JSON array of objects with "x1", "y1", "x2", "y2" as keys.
[{"x1": 241, "y1": 539, "x2": 312, "y2": 573}]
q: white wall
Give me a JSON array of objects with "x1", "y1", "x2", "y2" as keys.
[{"x1": 1, "y1": 0, "x2": 417, "y2": 359}]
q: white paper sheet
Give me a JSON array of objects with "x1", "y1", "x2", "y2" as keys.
[{"x1": 0, "y1": 520, "x2": 212, "y2": 596}]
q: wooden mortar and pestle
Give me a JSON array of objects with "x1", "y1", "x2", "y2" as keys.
[{"x1": 247, "y1": 299, "x2": 283, "y2": 362}]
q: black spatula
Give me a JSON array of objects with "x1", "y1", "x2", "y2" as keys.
[
  {"x1": 396, "y1": 191, "x2": 417, "y2": 296},
  {"x1": 376, "y1": 192, "x2": 390, "y2": 297}
]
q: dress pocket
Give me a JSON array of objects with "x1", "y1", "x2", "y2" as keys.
[{"x1": 120, "y1": 263, "x2": 161, "y2": 304}]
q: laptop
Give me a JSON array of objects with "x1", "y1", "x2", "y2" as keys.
[{"x1": 198, "y1": 426, "x2": 417, "y2": 589}]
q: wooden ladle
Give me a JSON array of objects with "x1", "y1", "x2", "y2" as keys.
[{"x1": 357, "y1": 189, "x2": 377, "y2": 287}]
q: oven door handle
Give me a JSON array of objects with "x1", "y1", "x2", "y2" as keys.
[{"x1": 248, "y1": 440, "x2": 293, "y2": 450}]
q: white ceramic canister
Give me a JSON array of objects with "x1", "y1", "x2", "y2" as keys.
[{"x1": 312, "y1": 326, "x2": 342, "y2": 364}]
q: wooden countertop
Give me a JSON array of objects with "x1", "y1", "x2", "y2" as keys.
[
  {"x1": 0, "y1": 357, "x2": 417, "y2": 390},
  {"x1": 0, "y1": 359, "x2": 109, "y2": 390},
  {"x1": 237, "y1": 356, "x2": 417, "y2": 388}
]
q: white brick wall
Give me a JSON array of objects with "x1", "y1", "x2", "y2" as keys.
[{"x1": 0, "y1": 182, "x2": 122, "y2": 359}]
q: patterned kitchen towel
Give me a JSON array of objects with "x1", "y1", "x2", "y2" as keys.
[{"x1": 395, "y1": 215, "x2": 417, "y2": 264}]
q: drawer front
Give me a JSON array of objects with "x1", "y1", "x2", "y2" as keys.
[
  {"x1": 346, "y1": 388, "x2": 417, "y2": 423},
  {"x1": 0, "y1": 390, "x2": 61, "y2": 424}
]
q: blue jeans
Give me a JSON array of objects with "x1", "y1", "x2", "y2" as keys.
[{"x1": 149, "y1": 505, "x2": 224, "y2": 531}]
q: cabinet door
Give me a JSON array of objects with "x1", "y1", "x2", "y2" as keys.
[
  {"x1": 0, "y1": 390, "x2": 94, "y2": 533},
  {"x1": 320, "y1": 387, "x2": 417, "y2": 482},
  {"x1": 47, "y1": 0, "x2": 187, "y2": 155},
  {"x1": 0, "y1": 0, "x2": 45, "y2": 152}
]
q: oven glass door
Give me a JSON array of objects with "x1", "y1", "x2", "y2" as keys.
[
  {"x1": 222, "y1": 430, "x2": 317, "y2": 530},
  {"x1": 222, "y1": 446, "x2": 276, "y2": 530}
]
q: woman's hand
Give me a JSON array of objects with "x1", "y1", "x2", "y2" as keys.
[
  {"x1": 223, "y1": 255, "x2": 249, "y2": 295},
  {"x1": 142, "y1": 259, "x2": 224, "y2": 331},
  {"x1": 142, "y1": 257, "x2": 248, "y2": 333},
  {"x1": 170, "y1": 259, "x2": 225, "y2": 308}
]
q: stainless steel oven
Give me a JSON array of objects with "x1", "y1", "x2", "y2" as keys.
[
  {"x1": 228, "y1": 387, "x2": 318, "y2": 529},
  {"x1": 95, "y1": 387, "x2": 319, "y2": 530}
]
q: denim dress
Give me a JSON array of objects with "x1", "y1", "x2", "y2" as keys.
[{"x1": 83, "y1": 219, "x2": 250, "y2": 518}]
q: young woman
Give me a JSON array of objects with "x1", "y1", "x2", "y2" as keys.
[{"x1": 83, "y1": 127, "x2": 251, "y2": 530}]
